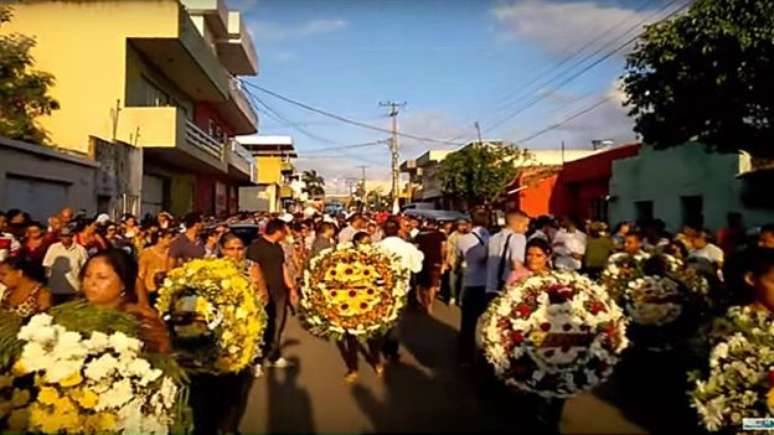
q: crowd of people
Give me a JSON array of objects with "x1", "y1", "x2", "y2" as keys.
[{"x1": 1, "y1": 203, "x2": 773, "y2": 431}]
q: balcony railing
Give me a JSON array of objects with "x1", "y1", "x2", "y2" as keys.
[
  {"x1": 186, "y1": 119, "x2": 224, "y2": 160},
  {"x1": 229, "y1": 141, "x2": 257, "y2": 182}
]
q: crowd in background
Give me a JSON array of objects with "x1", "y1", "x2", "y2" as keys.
[{"x1": 1, "y1": 204, "x2": 772, "y2": 385}]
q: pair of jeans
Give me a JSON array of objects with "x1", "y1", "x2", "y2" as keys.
[
  {"x1": 459, "y1": 286, "x2": 487, "y2": 363},
  {"x1": 336, "y1": 334, "x2": 381, "y2": 372},
  {"x1": 261, "y1": 290, "x2": 289, "y2": 363}
]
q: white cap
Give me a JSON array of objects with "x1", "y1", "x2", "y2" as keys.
[
  {"x1": 96, "y1": 213, "x2": 111, "y2": 224},
  {"x1": 280, "y1": 213, "x2": 294, "y2": 223}
]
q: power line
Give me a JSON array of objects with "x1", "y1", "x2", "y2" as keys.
[
  {"x1": 303, "y1": 140, "x2": 389, "y2": 154},
  {"x1": 239, "y1": 79, "x2": 467, "y2": 146},
  {"x1": 480, "y1": 0, "x2": 692, "y2": 135},
  {"x1": 515, "y1": 95, "x2": 614, "y2": 145}
]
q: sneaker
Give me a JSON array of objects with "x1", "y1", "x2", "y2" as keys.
[
  {"x1": 267, "y1": 357, "x2": 293, "y2": 368},
  {"x1": 253, "y1": 364, "x2": 263, "y2": 378},
  {"x1": 448, "y1": 297, "x2": 456, "y2": 306},
  {"x1": 344, "y1": 371, "x2": 359, "y2": 383},
  {"x1": 374, "y1": 364, "x2": 385, "y2": 378}
]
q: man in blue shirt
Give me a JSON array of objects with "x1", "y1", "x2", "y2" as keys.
[
  {"x1": 457, "y1": 208, "x2": 492, "y2": 365},
  {"x1": 485, "y1": 210, "x2": 530, "y2": 296}
]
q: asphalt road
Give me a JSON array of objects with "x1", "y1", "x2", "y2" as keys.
[{"x1": 239, "y1": 300, "x2": 699, "y2": 434}]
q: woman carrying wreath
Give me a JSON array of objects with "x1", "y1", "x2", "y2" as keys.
[
  {"x1": 0, "y1": 257, "x2": 52, "y2": 319},
  {"x1": 80, "y1": 249, "x2": 171, "y2": 354}
]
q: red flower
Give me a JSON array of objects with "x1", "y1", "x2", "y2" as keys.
[
  {"x1": 589, "y1": 301, "x2": 606, "y2": 314},
  {"x1": 516, "y1": 303, "x2": 532, "y2": 317},
  {"x1": 540, "y1": 322, "x2": 551, "y2": 332},
  {"x1": 510, "y1": 331, "x2": 524, "y2": 344},
  {"x1": 768, "y1": 370, "x2": 774, "y2": 388}
]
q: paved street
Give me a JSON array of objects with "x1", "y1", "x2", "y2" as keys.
[{"x1": 237, "y1": 301, "x2": 689, "y2": 434}]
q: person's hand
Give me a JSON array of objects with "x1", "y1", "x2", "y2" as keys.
[{"x1": 289, "y1": 288, "x2": 300, "y2": 307}]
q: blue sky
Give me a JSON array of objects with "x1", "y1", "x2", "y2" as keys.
[{"x1": 232, "y1": 0, "x2": 680, "y2": 192}]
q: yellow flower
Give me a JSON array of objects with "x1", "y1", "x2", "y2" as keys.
[
  {"x1": 58, "y1": 371, "x2": 83, "y2": 388},
  {"x1": 530, "y1": 331, "x2": 548, "y2": 346},
  {"x1": 71, "y1": 388, "x2": 99, "y2": 409},
  {"x1": 37, "y1": 386, "x2": 60, "y2": 405},
  {"x1": 0, "y1": 401, "x2": 12, "y2": 419},
  {"x1": 83, "y1": 412, "x2": 117, "y2": 432},
  {"x1": 767, "y1": 388, "x2": 774, "y2": 413},
  {"x1": 7, "y1": 408, "x2": 28, "y2": 431},
  {"x1": 10, "y1": 388, "x2": 31, "y2": 408},
  {"x1": 11, "y1": 360, "x2": 25, "y2": 376},
  {"x1": 0, "y1": 374, "x2": 14, "y2": 389}
]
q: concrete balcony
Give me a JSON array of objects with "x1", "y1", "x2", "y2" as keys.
[
  {"x1": 116, "y1": 106, "x2": 227, "y2": 174},
  {"x1": 129, "y1": 13, "x2": 230, "y2": 103},
  {"x1": 227, "y1": 141, "x2": 257, "y2": 184},
  {"x1": 217, "y1": 11, "x2": 259, "y2": 75},
  {"x1": 216, "y1": 79, "x2": 259, "y2": 135},
  {"x1": 180, "y1": 0, "x2": 229, "y2": 37}
]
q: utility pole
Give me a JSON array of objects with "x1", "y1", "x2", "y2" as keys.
[
  {"x1": 380, "y1": 101, "x2": 406, "y2": 214},
  {"x1": 474, "y1": 121, "x2": 483, "y2": 146},
  {"x1": 357, "y1": 165, "x2": 368, "y2": 211}
]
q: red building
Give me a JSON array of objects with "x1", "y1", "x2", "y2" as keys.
[{"x1": 502, "y1": 144, "x2": 641, "y2": 222}]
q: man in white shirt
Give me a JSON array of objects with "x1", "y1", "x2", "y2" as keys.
[
  {"x1": 552, "y1": 217, "x2": 587, "y2": 272},
  {"x1": 486, "y1": 211, "x2": 529, "y2": 296},
  {"x1": 457, "y1": 208, "x2": 492, "y2": 365},
  {"x1": 690, "y1": 229, "x2": 725, "y2": 268},
  {"x1": 338, "y1": 213, "x2": 367, "y2": 245},
  {"x1": 377, "y1": 219, "x2": 424, "y2": 362},
  {"x1": 42, "y1": 226, "x2": 89, "y2": 304}
]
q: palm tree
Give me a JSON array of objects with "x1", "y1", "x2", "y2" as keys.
[{"x1": 301, "y1": 170, "x2": 325, "y2": 198}]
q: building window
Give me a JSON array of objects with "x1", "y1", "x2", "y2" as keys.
[
  {"x1": 589, "y1": 197, "x2": 608, "y2": 222},
  {"x1": 142, "y1": 76, "x2": 170, "y2": 107},
  {"x1": 635, "y1": 201, "x2": 654, "y2": 223},
  {"x1": 681, "y1": 195, "x2": 704, "y2": 228}
]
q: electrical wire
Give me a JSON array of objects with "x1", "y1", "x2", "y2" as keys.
[
  {"x1": 240, "y1": 79, "x2": 468, "y2": 146},
  {"x1": 515, "y1": 95, "x2": 614, "y2": 145}
]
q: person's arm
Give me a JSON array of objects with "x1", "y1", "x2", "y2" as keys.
[
  {"x1": 283, "y1": 263, "x2": 299, "y2": 306},
  {"x1": 37, "y1": 289, "x2": 52, "y2": 312},
  {"x1": 42, "y1": 246, "x2": 55, "y2": 278},
  {"x1": 135, "y1": 254, "x2": 150, "y2": 308},
  {"x1": 251, "y1": 263, "x2": 269, "y2": 303}
]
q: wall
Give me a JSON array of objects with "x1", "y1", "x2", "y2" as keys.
[
  {"x1": 170, "y1": 174, "x2": 195, "y2": 217},
  {"x1": 609, "y1": 143, "x2": 774, "y2": 231},
  {"x1": 91, "y1": 136, "x2": 143, "y2": 218},
  {"x1": 256, "y1": 156, "x2": 282, "y2": 185},
  {"x1": 0, "y1": 137, "x2": 97, "y2": 221},
  {"x1": 1, "y1": 0, "x2": 180, "y2": 153},
  {"x1": 239, "y1": 185, "x2": 276, "y2": 212}
]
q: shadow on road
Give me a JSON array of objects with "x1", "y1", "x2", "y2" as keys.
[
  {"x1": 593, "y1": 347, "x2": 699, "y2": 434},
  {"x1": 266, "y1": 356, "x2": 316, "y2": 434},
  {"x1": 352, "y1": 304, "x2": 543, "y2": 433}
]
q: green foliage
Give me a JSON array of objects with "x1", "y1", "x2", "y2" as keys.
[
  {"x1": 49, "y1": 300, "x2": 139, "y2": 336},
  {"x1": 301, "y1": 169, "x2": 325, "y2": 198},
  {"x1": 623, "y1": 0, "x2": 774, "y2": 156},
  {"x1": 365, "y1": 187, "x2": 388, "y2": 211},
  {"x1": 0, "y1": 310, "x2": 23, "y2": 371},
  {"x1": 0, "y1": 5, "x2": 60, "y2": 144},
  {"x1": 438, "y1": 144, "x2": 530, "y2": 206}
]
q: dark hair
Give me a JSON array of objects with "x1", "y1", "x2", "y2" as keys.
[
  {"x1": 748, "y1": 248, "x2": 774, "y2": 278},
  {"x1": 353, "y1": 231, "x2": 370, "y2": 246},
  {"x1": 526, "y1": 238, "x2": 552, "y2": 256},
  {"x1": 470, "y1": 208, "x2": 489, "y2": 227},
  {"x1": 219, "y1": 232, "x2": 243, "y2": 247},
  {"x1": 74, "y1": 218, "x2": 96, "y2": 233},
  {"x1": 1, "y1": 256, "x2": 46, "y2": 284},
  {"x1": 26, "y1": 221, "x2": 44, "y2": 231},
  {"x1": 614, "y1": 221, "x2": 631, "y2": 234},
  {"x1": 81, "y1": 249, "x2": 139, "y2": 304},
  {"x1": 625, "y1": 231, "x2": 643, "y2": 242},
  {"x1": 183, "y1": 212, "x2": 203, "y2": 229},
  {"x1": 383, "y1": 219, "x2": 400, "y2": 237},
  {"x1": 317, "y1": 222, "x2": 335, "y2": 234},
  {"x1": 265, "y1": 219, "x2": 287, "y2": 236},
  {"x1": 349, "y1": 213, "x2": 364, "y2": 223}
]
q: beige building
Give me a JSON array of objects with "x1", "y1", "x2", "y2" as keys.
[{"x1": 2, "y1": 0, "x2": 259, "y2": 217}]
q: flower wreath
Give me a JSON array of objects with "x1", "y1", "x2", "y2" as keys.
[
  {"x1": 478, "y1": 271, "x2": 628, "y2": 398},
  {"x1": 690, "y1": 306, "x2": 774, "y2": 432},
  {"x1": 300, "y1": 243, "x2": 410, "y2": 341},
  {"x1": 0, "y1": 301, "x2": 190, "y2": 433},
  {"x1": 155, "y1": 258, "x2": 267, "y2": 375}
]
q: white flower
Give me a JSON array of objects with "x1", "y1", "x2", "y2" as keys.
[
  {"x1": 85, "y1": 353, "x2": 120, "y2": 381},
  {"x1": 98, "y1": 378, "x2": 134, "y2": 410},
  {"x1": 45, "y1": 359, "x2": 85, "y2": 383},
  {"x1": 18, "y1": 342, "x2": 50, "y2": 372},
  {"x1": 109, "y1": 331, "x2": 143, "y2": 355},
  {"x1": 84, "y1": 331, "x2": 109, "y2": 352}
]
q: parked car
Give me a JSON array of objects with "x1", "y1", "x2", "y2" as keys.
[
  {"x1": 402, "y1": 209, "x2": 469, "y2": 223},
  {"x1": 228, "y1": 223, "x2": 260, "y2": 246}
]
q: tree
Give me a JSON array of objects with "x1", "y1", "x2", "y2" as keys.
[
  {"x1": 365, "y1": 187, "x2": 388, "y2": 211},
  {"x1": 623, "y1": 0, "x2": 774, "y2": 156},
  {"x1": 438, "y1": 143, "x2": 531, "y2": 207},
  {"x1": 301, "y1": 169, "x2": 325, "y2": 198},
  {"x1": 0, "y1": 6, "x2": 59, "y2": 144}
]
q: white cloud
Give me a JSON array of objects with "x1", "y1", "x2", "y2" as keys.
[
  {"x1": 248, "y1": 18, "x2": 349, "y2": 41},
  {"x1": 492, "y1": 0, "x2": 651, "y2": 56},
  {"x1": 272, "y1": 51, "x2": 298, "y2": 64},
  {"x1": 396, "y1": 111, "x2": 469, "y2": 157}
]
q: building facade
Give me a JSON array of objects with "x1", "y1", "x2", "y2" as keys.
[
  {"x1": 237, "y1": 136, "x2": 297, "y2": 213},
  {"x1": 2, "y1": 0, "x2": 259, "y2": 218},
  {"x1": 609, "y1": 143, "x2": 774, "y2": 231}
]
